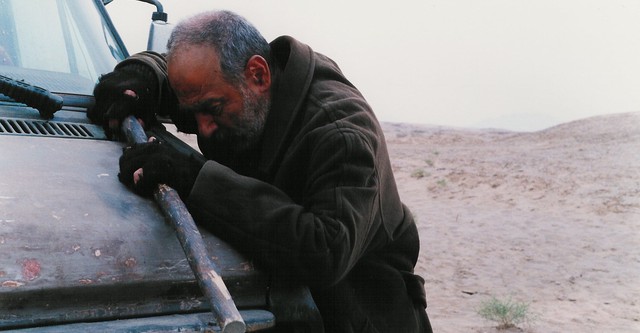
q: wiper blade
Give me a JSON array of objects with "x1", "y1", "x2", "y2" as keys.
[{"x1": 0, "y1": 74, "x2": 63, "y2": 119}]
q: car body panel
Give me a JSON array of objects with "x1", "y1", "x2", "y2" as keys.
[{"x1": 0, "y1": 109, "x2": 268, "y2": 330}]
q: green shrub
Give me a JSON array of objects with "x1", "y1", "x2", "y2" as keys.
[
  {"x1": 477, "y1": 296, "x2": 535, "y2": 329},
  {"x1": 411, "y1": 168, "x2": 427, "y2": 179}
]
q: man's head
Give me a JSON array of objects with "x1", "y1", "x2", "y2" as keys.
[{"x1": 166, "y1": 11, "x2": 272, "y2": 153}]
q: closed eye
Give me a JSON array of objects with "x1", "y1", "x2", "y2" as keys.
[{"x1": 181, "y1": 98, "x2": 225, "y2": 116}]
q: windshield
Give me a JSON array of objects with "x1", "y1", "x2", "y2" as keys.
[{"x1": 0, "y1": 0, "x2": 126, "y2": 96}]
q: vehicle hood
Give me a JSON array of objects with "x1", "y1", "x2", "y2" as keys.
[{"x1": 0, "y1": 132, "x2": 267, "y2": 328}]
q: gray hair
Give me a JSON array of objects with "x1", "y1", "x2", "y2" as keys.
[{"x1": 166, "y1": 10, "x2": 271, "y2": 87}]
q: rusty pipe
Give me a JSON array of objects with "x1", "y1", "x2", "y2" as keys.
[{"x1": 121, "y1": 116, "x2": 246, "y2": 333}]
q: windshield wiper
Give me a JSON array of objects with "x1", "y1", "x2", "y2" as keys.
[{"x1": 0, "y1": 74, "x2": 63, "y2": 119}]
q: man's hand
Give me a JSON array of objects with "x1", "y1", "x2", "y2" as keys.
[
  {"x1": 88, "y1": 63, "x2": 159, "y2": 140},
  {"x1": 118, "y1": 140, "x2": 204, "y2": 199}
]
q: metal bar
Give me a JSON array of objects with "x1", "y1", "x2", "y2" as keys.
[
  {"x1": 121, "y1": 116, "x2": 149, "y2": 144},
  {"x1": 121, "y1": 116, "x2": 246, "y2": 333}
]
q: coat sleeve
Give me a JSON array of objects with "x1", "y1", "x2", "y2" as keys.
[{"x1": 186, "y1": 125, "x2": 383, "y2": 288}]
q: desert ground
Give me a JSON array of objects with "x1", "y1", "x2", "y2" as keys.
[
  {"x1": 170, "y1": 111, "x2": 639, "y2": 332},
  {"x1": 384, "y1": 112, "x2": 640, "y2": 332}
]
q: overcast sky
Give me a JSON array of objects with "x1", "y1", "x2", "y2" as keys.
[{"x1": 106, "y1": 0, "x2": 640, "y2": 131}]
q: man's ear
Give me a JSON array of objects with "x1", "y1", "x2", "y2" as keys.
[{"x1": 245, "y1": 55, "x2": 271, "y2": 93}]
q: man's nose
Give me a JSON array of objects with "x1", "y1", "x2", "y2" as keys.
[{"x1": 194, "y1": 113, "x2": 219, "y2": 138}]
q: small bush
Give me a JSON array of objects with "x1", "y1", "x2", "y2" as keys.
[
  {"x1": 477, "y1": 296, "x2": 535, "y2": 329},
  {"x1": 411, "y1": 168, "x2": 427, "y2": 179}
]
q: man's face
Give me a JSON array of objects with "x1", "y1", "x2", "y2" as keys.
[{"x1": 167, "y1": 44, "x2": 269, "y2": 152}]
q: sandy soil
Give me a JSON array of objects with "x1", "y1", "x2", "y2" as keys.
[
  {"x1": 169, "y1": 112, "x2": 640, "y2": 332},
  {"x1": 384, "y1": 112, "x2": 640, "y2": 332}
]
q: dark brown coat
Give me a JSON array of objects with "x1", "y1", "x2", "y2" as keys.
[{"x1": 126, "y1": 36, "x2": 431, "y2": 332}]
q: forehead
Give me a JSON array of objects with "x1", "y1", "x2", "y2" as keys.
[{"x1": 167, "y1": 44, "x2": 226, "y2": 101}]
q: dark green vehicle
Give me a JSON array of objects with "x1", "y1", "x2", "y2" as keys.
[{"x1": 0, "y1": 1, "x2": 321, "y2": 331}]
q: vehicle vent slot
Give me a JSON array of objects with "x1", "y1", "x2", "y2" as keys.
[{"x1": 0, "y1": 118, "x2": 104, "y2": 139}]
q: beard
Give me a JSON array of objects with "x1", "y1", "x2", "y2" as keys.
[{"x1": 197, "y1": 85, "x2": 270, "y2": 162}]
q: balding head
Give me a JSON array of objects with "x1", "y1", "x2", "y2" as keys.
[{"x1": 166, "y1": 10, "x2": 271, "y2": 87}]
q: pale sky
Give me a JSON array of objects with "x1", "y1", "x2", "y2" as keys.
[{"x1": 106, "y1": 0, "x2": 640, "y2": 131}]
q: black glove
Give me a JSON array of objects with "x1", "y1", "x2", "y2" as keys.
[
  {"x1": 89, "y1": 63, "x2": 159, "y2": 140},
  {"x1": 118, "y1": 141, "x2": 205, "y2": 199}
]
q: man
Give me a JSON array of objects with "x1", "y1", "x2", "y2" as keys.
[{"x1": 90, "y1": 10, "x2": 432, "y2": 332}]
